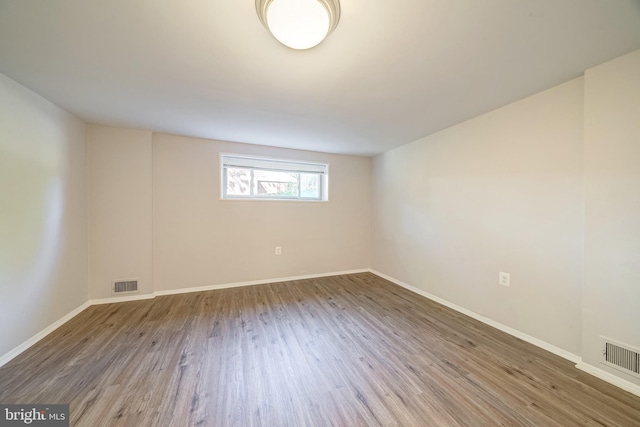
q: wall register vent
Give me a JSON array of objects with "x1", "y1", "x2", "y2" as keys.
[
  {"x1": 113, "y1": 279, "x2": 139, "y2": 294},
  {"x1": 601, "y1": 337, "x2": 640, "y2": 378}
]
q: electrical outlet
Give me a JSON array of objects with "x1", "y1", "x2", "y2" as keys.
[
  {"x1": 275, "y1": 246, "x2": 282, "y2": 255},
  {"x1": 499, "y1": 272, "x2": 510, "y2": 287}
]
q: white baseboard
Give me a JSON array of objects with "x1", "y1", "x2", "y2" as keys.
[
  {"x1": 153, "y1": 269, "x2": 370, "y2": 297},
  {"x1": 0, "y1": 269, "x2": 370, "y2": 367},
  {"x1": 89, "y1": 293, "x2": 155, "y2": 305},
  {"x1": 576, "y1": 361, "x2": 640, "y2": 398},
  {"x1": 369, "y1": 269, "x2": 581, "y2": 364},
  {"x1": 0, "y1": 301, "x2": 91, "y2": 368}
]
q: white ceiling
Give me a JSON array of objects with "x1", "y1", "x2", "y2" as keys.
[{"x1": 1, "y1": 0, "x2": 640, "y2": 156}]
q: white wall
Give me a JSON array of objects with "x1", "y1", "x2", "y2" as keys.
[
  {"x1": 153, "y1": 134, "x2": 371, "y2": 291},
  {"x1": 372, "y1": 78, "x2": 585, "y2": 355},
  {"x1": 0, "y1": 73, "x2": 87, "y2": 358},
  {"x1": 87, "y1": 125, "x2": 153, "y2": 299},
  {"x1": 582, "y1": 49, "x2": 640, "y2": 386}
]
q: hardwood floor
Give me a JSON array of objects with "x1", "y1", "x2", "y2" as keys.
[{"x1": 1, "y1": 273, "x2": 639, "y2": 426}]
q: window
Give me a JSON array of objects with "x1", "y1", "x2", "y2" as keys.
[{"x1": 221, "y1": 155, "x2": 328, "y2": 201}]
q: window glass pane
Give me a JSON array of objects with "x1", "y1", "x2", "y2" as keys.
[
  {"x1": 221, "y1": 155, "x2": 327, "y2": 201},
  {"x1": 253, "y1": 170, "x2": 299, "y2": 197},
  {"x1": 226, "y1": 167, "x2": 251, "y2": 196},
  {"x1": 300, "y1": 173, "x2": 320, "y2": 198}
]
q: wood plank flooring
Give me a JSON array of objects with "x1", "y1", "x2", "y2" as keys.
[{"x1": 1, "y1": 272, "x2": 639, "y2": 426}]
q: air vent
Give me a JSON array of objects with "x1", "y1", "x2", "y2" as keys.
[
  {"x1": 601, "y1": 337, "x2": 640, "y2": 378},
  {"x1": 113, "y1": 279, "x2": 139, "y2": 294}
]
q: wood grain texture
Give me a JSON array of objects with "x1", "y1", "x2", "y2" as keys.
[{"x1": 1, "y1": 273, "x2": 639, "y2": 426}]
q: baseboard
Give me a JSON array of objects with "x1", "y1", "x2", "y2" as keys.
[
  {"x1": 0, "y1": 301, "x2": 91, "y2": 368},
  {"x1": 95, "y1": 269, "x2": 370, "y2": 302},
  {"x1": 576, "y1": 361, "x2": 640, "y2": 398},
  {"x1": 89, "y1": 293, "x2": 156, "y2": 305},
  {"x1": 153, "y1": 269, "x2": 371, "y2": 296},
  {"x1": 369, "y1": 269, "x2": 581, "y2": 364},
  {"x1": 89, "y1": 270, "x2": 371, "y2": 301}
]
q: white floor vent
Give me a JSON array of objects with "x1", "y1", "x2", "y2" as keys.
[
  {"x1": 601, "y1": 337, "x2": 640, "y2": 378},
  {"x1": 113, "y1": 279, "x2": 139, "y2": 295}
]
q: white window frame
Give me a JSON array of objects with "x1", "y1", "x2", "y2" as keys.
[{"x1": 221, "y1": 154, "x2": 329, "y2": 201}]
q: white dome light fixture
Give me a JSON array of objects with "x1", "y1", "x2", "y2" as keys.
[{"x1": 256, "y1": 0, "x2": 340, "y2": 50}]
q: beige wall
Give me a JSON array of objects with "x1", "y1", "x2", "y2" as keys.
[
  {"x1": 0, "y1": 73, "x2": 87, "y2": 359},
  {"x1": 153, "y1": 134, "x2": 371, "y2": 291},
  {"x1": 85, "y1": 128, "x2": 371, "y2": 297},
  {"x1": 583, "y1": 49, "x2": 640, "y2": 386},
  {"x1": 372, "y1": 78, "x2": 585, "y2": 355},
  {"x1": 87, "y1": 126, "x2": 153, "y2": 299}
]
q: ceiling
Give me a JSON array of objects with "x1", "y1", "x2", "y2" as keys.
[{"x1": 1, "y1": 1, "x2": 640, "y2": 156}]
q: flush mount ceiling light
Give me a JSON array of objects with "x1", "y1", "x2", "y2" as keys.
[{"x1": 256, "y1": 0, "x2": 340, "y2": 50}]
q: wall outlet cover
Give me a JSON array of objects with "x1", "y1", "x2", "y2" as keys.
[{"x1": 499, "y1": 272, "x2": 511, "y2": 287}]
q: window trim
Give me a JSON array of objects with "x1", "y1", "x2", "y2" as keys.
[{"x1": 220, "y1": 154, "x2": 329, "y2": 202}]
